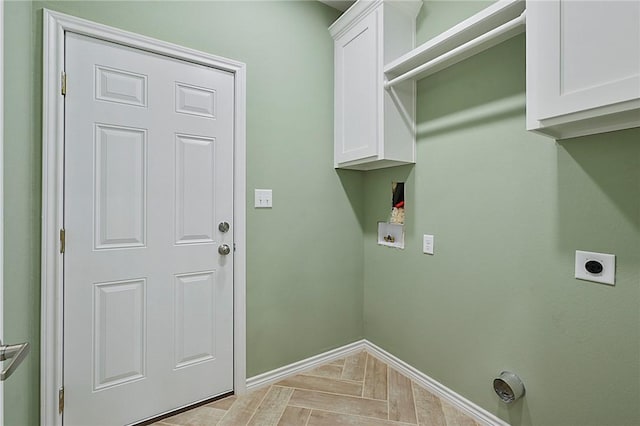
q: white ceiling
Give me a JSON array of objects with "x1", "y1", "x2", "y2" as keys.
[{"x1": 318, "y1": 0, "x2": 355, "y2": 12}]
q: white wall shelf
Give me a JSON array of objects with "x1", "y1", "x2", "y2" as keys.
[{"x1": 384, "y1": 0, "x2": 525, "y2": 87}]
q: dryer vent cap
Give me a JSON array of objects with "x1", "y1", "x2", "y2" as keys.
[{"x1": 493, "y1": 371, "x2": 525, "y2": 403}]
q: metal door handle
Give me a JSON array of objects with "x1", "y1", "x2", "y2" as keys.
[
  {"x1": 0, "y1": 341, "x2": 30, "y2": 381},
  {"x1": 218, "y1": 244, "x2": 231, "y2": 255}
]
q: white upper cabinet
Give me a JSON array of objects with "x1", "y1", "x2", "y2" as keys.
[
  {"x1": 527, "y1": 0, "x2": 640, "y2": 139},
  {"x1": 330, "y1": 0, "x2": 421, "y2": 170}
]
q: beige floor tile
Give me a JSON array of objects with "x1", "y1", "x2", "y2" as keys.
[
  {"x1": 363, "y1": 354, "x2": 387, "y2": 400},
  {"x1": 159, "y1": 352, "x2": 482, "y2": 426},
  {"x1": 341, "y1": 351, "x2": 367, "y2": 382},
  {"x1": 441, "y1": 401, "x2": 478, "y2": 426},
  {"x1": 161, "y1": 406, "x2": 226, "y2": 426},
  {"x1": 206, "y1": 395, "x2": 237, "y2": 411},
  {"x1": 218, "y1": 386, "x2": 269, "y2": 426},
  {"x1": 307, "y1": 410, "x2": 414, "y2": 426},
  {"x1": 289, "y1": 389, "x2": 388, "y2": 420},
  {"x1": 329, "y1": 357, "x2": 346, "y2": 367},
  {"x1": 412, "y1": 382, "x2": 446, "y2": 426},
  {"x1": 247, "y1": 386, "x2": 294, "y2": 426},
  {"x1": 277, "y1": 374, "x2": 363, "y2": 397},
  {"x1": 303, "y1": 364, "x2": 344, "y2": 379},
  {"x1": 277, "y1": 406, "x2": 312, "y2": 425},
  {"x1": 388, "y1": 368, "x2": 417, "y2": 424}
]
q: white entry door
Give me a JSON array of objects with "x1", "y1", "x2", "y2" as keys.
[{"x1": 64, "y1": 32, "x2": 234, "y2": 425}]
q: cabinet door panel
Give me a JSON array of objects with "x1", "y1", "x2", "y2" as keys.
[
  {"x1": 335, "y1": 11, "x2": 380, "y2": 164},
  {"x1": 534, "y1": 0, "x2": 640, "y2": 120}
]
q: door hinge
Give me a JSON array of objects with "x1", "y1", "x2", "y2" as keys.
[
  {"x1": 61, "y1": 72, "x2": 67, "y2": 96},
  {"x1": 58, "y1": 387, "x2": 64, "y2": 414},
  {"x1": 60, "y1": 228, "x2": 66, "y2": 254}
]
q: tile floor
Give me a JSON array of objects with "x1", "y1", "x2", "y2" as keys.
[{"x1": 154, "y1": 351, "x2": 481, "y2": 426}]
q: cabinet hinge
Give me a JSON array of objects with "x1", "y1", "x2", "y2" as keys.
[
  {"x1": 60, "y1": 228, "x2": 65, "y2": 254},
  {"x1": 61, "y1": 72, "x2": 67, "y2": 96},
  {"x1": 58, "y1": 387, "x2": 64, "y2": 414}
]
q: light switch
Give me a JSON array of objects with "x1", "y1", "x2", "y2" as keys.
[
  {"x1": 423, "y1": 234, "x2": 434, "y2": 255},
  {"x1": 254, "y1": 189, "x2": 272, "y2": 208}
]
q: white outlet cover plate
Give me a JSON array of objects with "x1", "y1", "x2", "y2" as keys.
[
  {"x1": 423, "y1": 234, "x2": 434, "y2": 255},
  {"x1": 254, "y1": 189, "x2": 272, "y2": 208},
  {"x1": 575, "y1": 250, "x2": 615, "y2": 285}
]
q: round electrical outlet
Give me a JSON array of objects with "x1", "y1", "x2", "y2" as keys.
[
  {"x1": 585, "y1": 260, "x2": 604, "y2": 274},
  {"x1": 575, "y1": 251, "x2": 615, "y2": 285}
]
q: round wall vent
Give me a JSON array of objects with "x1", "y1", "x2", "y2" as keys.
[{"x1": 493, "y1": 371, "x2": 525, "y2": 403}]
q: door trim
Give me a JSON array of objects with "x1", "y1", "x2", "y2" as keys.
[
  {"x1": 41, "y1": 9, "x2": 247, "y2": 425},
  {"x1": 0, "y1": 0, "x2": 5, "y2": 420}
]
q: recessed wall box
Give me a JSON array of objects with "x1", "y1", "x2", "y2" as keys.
[{"x1": 377, "y1": 222, "x2": 404, "y2": 249}]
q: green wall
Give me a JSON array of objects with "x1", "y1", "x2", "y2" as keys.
[
  {"x1": 4, "y1": 1, "x2": 640, "y2": 425},
  {"x1": 363, "y1": 2, "x2": 640, "y2": 426},
  {"x1": 4, "y1": 2, "x2": 41, "y2": 426},
  {"x1": 3, "y1": 1, "x2": 364, "y2": 424}
]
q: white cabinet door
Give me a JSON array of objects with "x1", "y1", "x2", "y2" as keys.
[
  {"x1": 64, "y1": 33, "x2": 234, "y2": 425},
  {"x1": 334, "y1": 9, "x2": 381, "y2": 166},
  {"x1": 527, "y1": 0, "x2": 640, "y2": 138},
  {"x1": 331, "y1": 1, "x2": 419, "y2": 170}
]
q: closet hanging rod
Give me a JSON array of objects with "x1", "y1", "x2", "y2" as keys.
[{"x1": 384, "y1": 11, "x2": 526, "y2": 89}]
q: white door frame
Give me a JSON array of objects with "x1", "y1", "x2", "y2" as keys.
[
  {"x1": 41, "y1": 9, "x2": 247, "y2": 426},
  {"x1": 0, "y1": 0, "x2": 5, "y2": 420}
]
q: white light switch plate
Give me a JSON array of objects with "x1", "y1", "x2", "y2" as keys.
[
  {"x1": 423, "y1": 234, "x2": 434, "y2": 255},
  {"x1": 254, "y1": 189, "x2": 272, "y2": 208},
  {"x1": 575, "y1": 250, "x2": 615, "y2": 285}
]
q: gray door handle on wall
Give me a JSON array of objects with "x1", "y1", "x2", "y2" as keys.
[{"x1": 0, "y1": 340, "x2": 30, "y2": 381}]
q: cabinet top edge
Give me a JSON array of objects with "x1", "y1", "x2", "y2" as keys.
[{"x1": 329, "y1": 0, "x2": 422, "y2": 38}]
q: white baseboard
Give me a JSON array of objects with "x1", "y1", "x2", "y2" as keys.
[
  {"x1": 245, "y1": 339, "x2": 367, "y2": 391},
  {"x1": 246, "y1": 339, "x2": 509, "y2": 426},
  {"x1": 363, "y1": 340, "x2": 510, "y2": 426}
]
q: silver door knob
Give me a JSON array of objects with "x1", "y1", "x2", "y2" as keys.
[
  {"x1": 218, "y1": 244, "x2": 231, "y2": 255},
  {"x1": 0, "y1": 340, "x2": 30, "y2": 381}
]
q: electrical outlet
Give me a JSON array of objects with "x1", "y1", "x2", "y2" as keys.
[
  {"x1": 423, "y1": 234, "x2": 434, "y2": 255},
  {"x1": 575, "y1": 250, "x2": 615, "y2": 285}
]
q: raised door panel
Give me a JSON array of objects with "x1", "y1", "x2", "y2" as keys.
[
  {"x1": 174, "y1": 272, "x2": 216, "y2": 369},
  {"x1": 335, "y1": 10, "x2": 381, "y2": 165},
  {"x1": 533, "y1": 0, "x2": 640, "y2": 120},
  {"x1": 175, "y1": 82, "x2": 216, "y2": 118},
  {"x1": 175, "y1": 134, "x2": 216, "y2": 245},
  {"x1": 93, "y1": 279, "x2": 146, "y2": 391},
  {"x1": 94, "y1": 124, "x2": 147, "y2": 249},
  {"x1": 95, "y1": 66, "x2": 148, "y2": 107}
]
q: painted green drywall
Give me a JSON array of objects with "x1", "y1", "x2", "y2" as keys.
[
  {"x1": 416, "y1": 0, "x2": 493, "y2": 41},
  {"x1": 6, "y1": 1, "x2": 639, "y2": 425},
  {"x1": 3, "y1": 1, "x2": 42, "y2": 426},
  {"x1": 4, "y1": 1, "x2": 364, "y2": 424},
  {"x1": 363, "y1": 4, "x2": 640, "y2": 426}
]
